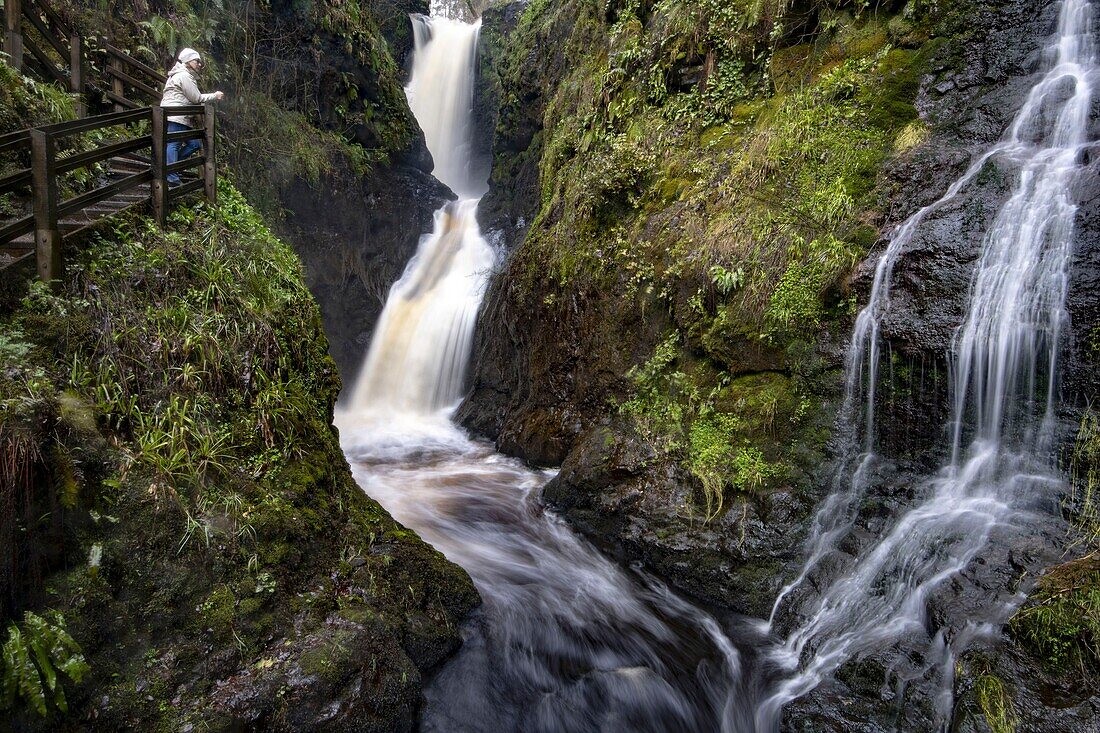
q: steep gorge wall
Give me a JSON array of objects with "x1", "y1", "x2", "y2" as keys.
[
  {"x1": 463, "y1": 0, "x2": 1100, "y2": 728},
  {"x1": 0, "y1": 4, "x2": 482, "y2": 728},
  {"x1": 56, "y1": 0, "x2": 453, "y2": 385}
]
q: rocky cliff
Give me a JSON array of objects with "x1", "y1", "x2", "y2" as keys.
[
  {"x1": 56, "y1": 0, "x2": 454, "y2": 385},
  {"x1": 462, "y1": 0, "x2": 1100, "y2": 729},
  {"x1": 1, "y1": 4, "x2": 480, "y2": 729}
]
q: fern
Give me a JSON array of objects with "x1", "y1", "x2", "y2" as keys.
[{"x1": 1, "y1": 612, "x2": 90, "y2": 717}]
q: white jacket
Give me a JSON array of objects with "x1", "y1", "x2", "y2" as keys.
[{"x1": 160, "y1": 62, "x2": 217, "y2": 126}]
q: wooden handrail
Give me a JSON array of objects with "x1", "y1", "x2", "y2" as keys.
[
  {"x1": 105, "y1": 64, "x2": 162, "y2": 101},
  {"x1": 38, "y1": 107, "x2": 149, "y2": 138},
  {"x1": 0, "y1": 103, "x2": 216, "y2": 285},
  {"x1": 27, "y1": 0, "x2": 69, "y2": 39},
  {"x1": 22, "y1": 34, "x2": 65, "y2": 84},
  {"x1": 21, "y1": 5, "x2": 66, "y2": 60},
  {"x1": 0, "y1": 168, "x2": 32, "y2": 196},
  {"x1": 56, "y1": 169, "x2": 152, "y2": 219},
  {"x1": 0, "y1": 215, "x2": 34, "y2": 244},
  {"x1": 103, "y1": 42, "x2": 166, "y2": 84},
  {"x1": 53, "y1": 135, "x2": 151, "y2": 174},
  {"x1": 101, "y1": 41, "x2": 166, "y2": 111},
  {"x1": 0, "y1": 129, "x2": 31, "y2": 155},
  {"x1": 3, "y1": 0, "x2": 86, "y2": 115}
]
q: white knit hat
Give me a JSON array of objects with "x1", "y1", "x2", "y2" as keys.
[{"x1": 178, "y1": 48, "x2": 201, "y2": 64}]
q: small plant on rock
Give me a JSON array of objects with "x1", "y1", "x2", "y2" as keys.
[{"x1": 1, "y1": 611, "x2": 89, "y2": 717}]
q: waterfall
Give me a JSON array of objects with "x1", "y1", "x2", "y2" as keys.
[
  {"x1": 759, "y1": 0, "x2": 1097, "y2": 724},
  {"x1": 407, "y1": 15, "x2": 487, "y2": 199},
  {"x1": 338, "y1": 8, "x2": 748, "y2": 732},
  {"x1": 345, "y1": 13, "x2": 493, "y2": 421}
]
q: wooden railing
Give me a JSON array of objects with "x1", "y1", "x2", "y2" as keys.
[
  {"x1": 0, "y1": 104, "x2": 215, "y2": 284},
  {"x1": 3, "y1": 0, "x2": 86, "y2": 115},
  {"x1": 4, "y1": 0, "x2": 170, "y2": 114},
  {"x1": 101, "y1": 39, "x2": 166, "y2": 110}
]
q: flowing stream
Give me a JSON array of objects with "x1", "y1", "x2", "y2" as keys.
[
  {"x1": 337, "y1": 9, "x2": 748, "y2": 733},
  {"x1": 759, "y1": 0, "x2": 1095, "y2": 726},
  {"x1": 336, "y1": 2, "x2": 1096, "y2": 731}
]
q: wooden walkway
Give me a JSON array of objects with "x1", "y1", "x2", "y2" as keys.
[{"x1": 1, "y1": 0, "x2": 216, "y2": 284}]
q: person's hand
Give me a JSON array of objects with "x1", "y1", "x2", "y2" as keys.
[{"x1": 215, "y1": 91, "x2": 225, "y2": 101}]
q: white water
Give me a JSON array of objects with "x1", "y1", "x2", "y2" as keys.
[
  {"x1": 338, "y1": 1, "x2": 1095, "y2": 730},
  {"x1": 406, "y1": 15, "x2": 487, "y2": 199},
  {"x1": 759, "y1": 0, "x2": 1097, "y2": 725},
  {"x1": 339, "y1": 9, "x2": 748, "y2": 732},
  {"x1": 345, "y1": 14, "x2": 493, "y2": 419}
]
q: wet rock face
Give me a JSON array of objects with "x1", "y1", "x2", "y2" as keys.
[
  {"x1": 474, "y1": 1, "x2": 569, "y2": 245},
  {"x1": 283, "y1": 163, "x2": 452, "y2": 389},
  {"x1": 216, "y1": 0, "x2": 449, "y2": 388},
  {"x1": 542, "y1": 423, "x2": 816, "y2": 618},
  {"x1": 463, "y1": 0, "x2": 1100, "y2": 727}
]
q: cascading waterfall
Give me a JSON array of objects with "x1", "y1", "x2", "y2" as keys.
[
  {"x1": 758, "y1": 0, "x2": 1096, "y2": 725},
  {"x1": 338, "y1": 7, "x2": 749, "y2": 732},
  {"x1": 406, "y1": 15, "x2": 487, "y2": 199},
  {"x1": 345, "y1": 13, "x2": 492, "y2": 420},
  {"x1": 338, "y1": 1, "x2": 1094, "y2": 730}
]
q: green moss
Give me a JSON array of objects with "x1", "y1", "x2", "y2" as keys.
[
  {"x1": 196, "y1": 586, "x2": 234, "y2": 640},
  {"x1": 298, "y1": 628, "x2": 359, "y2": 684},
  {"x1": 0, "y1": 174, "x2": 476, "y2": 727},
  {"x1": 974, "y1": 673, "x2": 1018, "y2": 733},
  {"x1": 0, "y1": 62, "x2": 77, "y2": 135},
  {"x1": 1010, "y1": 411, "x2": 1100, "y2": 673}
]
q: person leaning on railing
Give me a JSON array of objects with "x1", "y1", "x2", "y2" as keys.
[{"x1": 159, "y1": 48, "x2": 224, "y2": 186}]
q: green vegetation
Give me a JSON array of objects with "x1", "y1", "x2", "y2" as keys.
[
  {"x1": 0, "y1": 180, "x2": 475, "y2": 726},
  {"x1": 1009, "y1": 410, "x2": 1100, "y2": 674},
  {"x1": 620, "y1": 334, "x2": 811, "y2": 518},
  {"x1": 486, "y1": 0, "x2": 941, "y2": 516},
  {"x1": 0, "y1": 62, "x2": 77, "y2": 134},
  {"x1": 51, "y1": 0, "x2": 417, "y2": 222},
  {"x1": 974, "y1": 672, "x2": 1018, "y2": 733},
  {"x1": 1, "y1": 612, "x2": 89, "y2": 718}
]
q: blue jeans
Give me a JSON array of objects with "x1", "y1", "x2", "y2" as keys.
[{"x1": 167, "y1": 122, "x2": 201, "y2": 184}]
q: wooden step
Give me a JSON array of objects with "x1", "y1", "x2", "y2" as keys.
[{"x1": 0, "y1": 246, "x2": 34, "y2": 269}]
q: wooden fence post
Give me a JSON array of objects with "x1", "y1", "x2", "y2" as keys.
[
  {"x1": 4, "y1": 0, "x2": 22, "y2": 72},
  {"x1": 150, "y1": 106, "x2": 167, "y2": 226},
  {"x1": 29, "y1": 128, "x2": 61, "y2": 287},
  {"x1": 110, "y1": 55, "x2": 124, "y2": 112},
  {"x1": 203, "y1": 103, "x2": 216, "y2": 205},
  {"x1": 69, "y1": 33, "x2": 84, "y2": 116}
]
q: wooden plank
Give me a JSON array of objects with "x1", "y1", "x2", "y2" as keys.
[
  {"x1": 5, "y1": 0, "x2": 23, "y2": 72},
  {"x1": 0, "y1": 250, "x2": 35, "y2": 272},
  {"x1": 0, "y1": 168, "x2": 32, "y2": 196},
  {"x1": 105, "y1": 64, "x2": 161, "y2": 101},
  {"x1": 166, "y1": 128, "x2": 204, "y2": 142},
  {"x1": 39, "y1": 107, "x2": 149, "y2": 138},
  {"x1": 27, "y1": 0, "x2": 70, "y2": 39},
  {"x1": 0, "y1": 215, "x2": 35, "y2": 245},
  {"x1": 117, "y1": 152, "x2": 152, "y2": 165},
  {"x1": 70, "y1": 33, "x2": 84, "y2": 116},
  {"x1": 56, "y1": 169, "x2": 153, "y2": 219},
  {"x1": 161, "y1": 104, "x2": 205, "y2": 115},
  {"x1": 203, "y1": 102, "x2": 216, "y2": 204},
  {"x1": 30, "y1": 129, "x2": 61, "y2": 286},
  {"x1": 103, "y1": 43, "x2": 166, "y2": 84},
  {"x1": 168, "y1": 178, "x2": 205, "y2": 202},
  {"x1": 109, "y1": 56, "x2": 125, "y2": 112},
  {"x1": 53, "y1": 135, "x2": 151, "y2": 175},
  {"x1": 150, "y1": 107, "x2": 167, "y2": 226},
  {"x1": 166, "y1": 156, "x2": 205, "y2": 175},
  {"x1": 23, "y1": 35, "x2": 66, "y2": 85},
  {"x1": 54, "y1": 197, "x2": 146, "y2": 242},
  {"x1": 0, "y1": 129, "x2": 29, "y2": 154},
  {"x1": 21, "y1": 6, "x2": 67, "y2": 60},
  {"x1": 104, "y1": 89, "x2": 142, "y2": 110}
]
